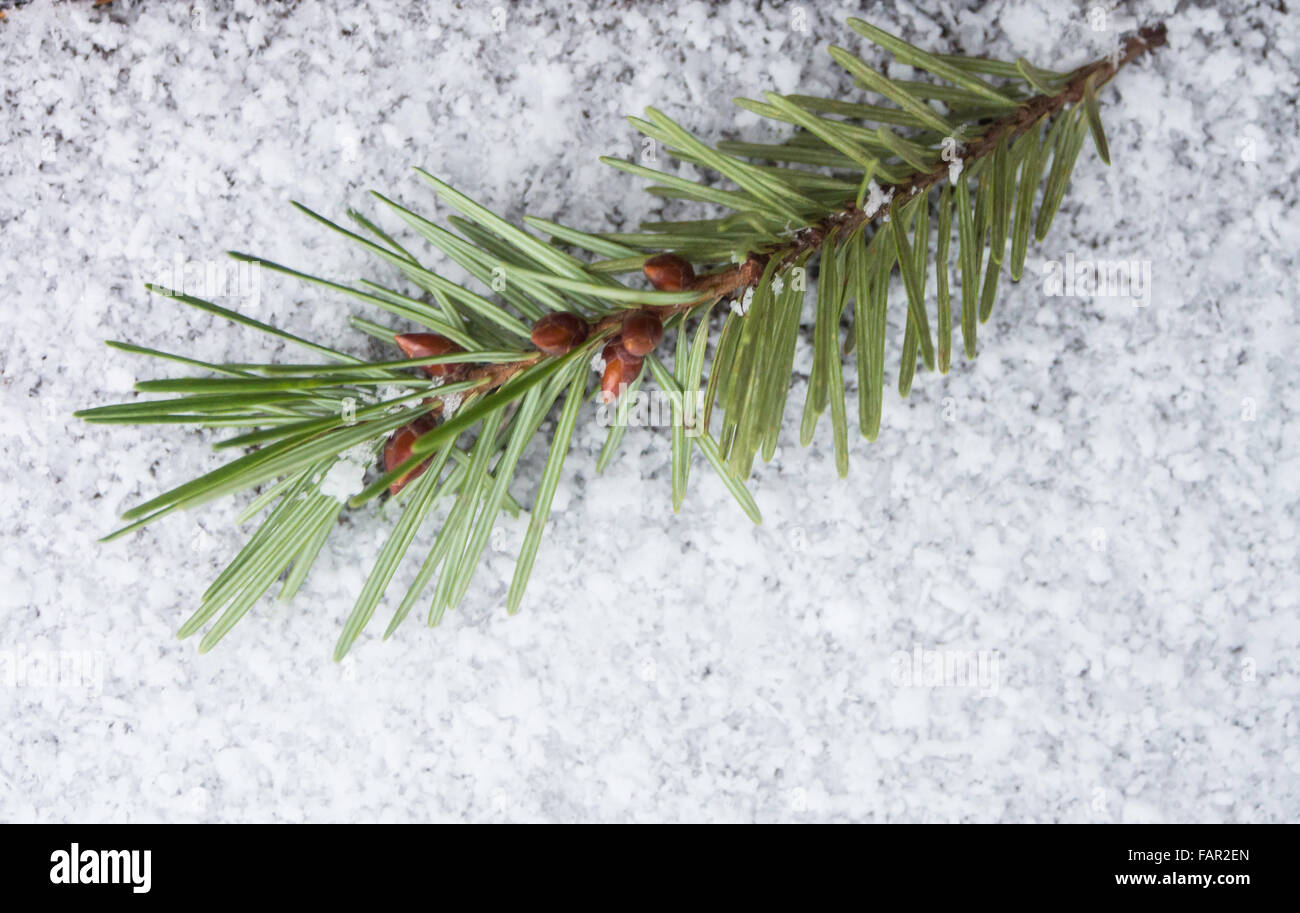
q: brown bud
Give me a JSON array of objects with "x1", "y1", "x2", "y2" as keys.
[
  {"x1": 394, "y1": 333, "x2": 461, "y2": 378},
  {"x1": 600, "y1": 342, "x2": 643, "y2": 405},
  {"x1": 530, "y1": 312, "x2": 589, "y2": 356},
  {"x1": 643, "y1": 253, "x2": 695, "y2": 292},
  {"x1": 384, "y1": 415, "x2": 437, "y2": 495},
  {"x1": 602, "y1": 340, "x2": 635, "y2": 366},
  {"x1": 620, "y1": 310, "x2": 664, "y2": 357}
]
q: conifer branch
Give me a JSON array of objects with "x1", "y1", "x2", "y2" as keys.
[
  {"x1": 79, "y1": 18, "x2": 1169, "y2": 656},
  {"x1": 699, "y1": 23, "x2": 1167, "y2": 300},
  {"x1": 470, "y1": 23, "x2": 1167, "y2": 398}
]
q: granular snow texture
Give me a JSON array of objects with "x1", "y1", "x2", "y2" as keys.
[{"x1": 1, "y1": 0, "x2": 1296, "y2": 822}]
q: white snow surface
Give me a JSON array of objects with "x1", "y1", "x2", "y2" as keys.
[{"x1": 1, "y1": 0, "x2": 1297, "y2": 823}]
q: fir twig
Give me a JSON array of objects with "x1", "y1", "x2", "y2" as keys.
[{"x1": 79, "y1": 19, "x2": 1168, "y2": 656}]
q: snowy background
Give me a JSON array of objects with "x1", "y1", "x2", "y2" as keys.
[{"x1": 2, "y1": 0, "x2": 1297, "y2": 822}]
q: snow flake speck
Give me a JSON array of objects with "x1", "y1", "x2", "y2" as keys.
[
  {"x1": 376, "y1": 384, "x2": 409, "y2": 405},
  {"x1": 318, "y1": 444, "x2": 375, "y2": 504},
  {"x1": 732, "y1": 287, "x2": 754, "y2": 316},
  {"x1": 863, "y1": 180, "x2": 894, "y2": 216}
]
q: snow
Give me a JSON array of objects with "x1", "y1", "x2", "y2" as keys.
[
  {"x1": 732, "y1": 286, "x2": 754, "y2": 316},
  {"x1": 318, "y1": 446, "x2": 373, "y2": 504},
  {"x1": 1, "y1": 0, "x2": 1297, "y2": 823},
  {"x1": 862, "y1": 179, "x2": 894, "y2": 215},
  {"x1": 439, "y1": 392, "x2": 463, "y2": 417}
]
